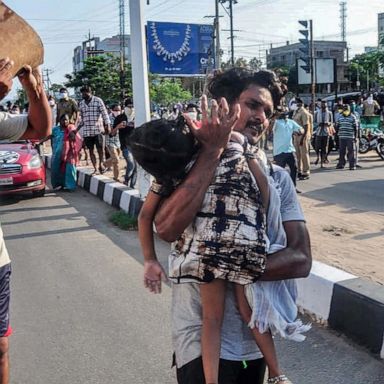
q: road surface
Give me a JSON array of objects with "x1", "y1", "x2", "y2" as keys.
[{"x1": 1, "y1": 185, "x2": 383, "y2": 383}]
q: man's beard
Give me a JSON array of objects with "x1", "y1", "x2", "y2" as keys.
[{"x1": 243, "y1": 121, "x2": 265, "y2": 145}]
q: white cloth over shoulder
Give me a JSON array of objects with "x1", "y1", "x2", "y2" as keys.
[
  {"x1": 245, "y1": 161, "x2": 311, "y2": 341},
  {"x1": 0, "y1": 112, "x2": 28, "y2": 141}
]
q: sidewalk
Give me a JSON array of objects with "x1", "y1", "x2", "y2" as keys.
[{"x1": 43, "y1": 155, "x2": 384, "y2": 359}]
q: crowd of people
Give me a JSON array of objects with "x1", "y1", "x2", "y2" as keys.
[{"x1": 1, "y1": 55, "x2": 382, "y2": 383}]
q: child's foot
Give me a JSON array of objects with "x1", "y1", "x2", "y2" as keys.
[{"x1": 267, "y1": 375, "x2": 292, "y2": 384}]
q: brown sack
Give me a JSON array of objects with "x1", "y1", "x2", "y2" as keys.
[{"x1": 0, "y1": 1, "x2": 44, "y2": 77}]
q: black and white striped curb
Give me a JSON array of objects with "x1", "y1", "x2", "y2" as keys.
[
  {"x1": 43, "y1": 155, "x2": 143, "y2": 216},
  {"x1": 44, "y1": 155, "x2": 384, "y2": 359}
]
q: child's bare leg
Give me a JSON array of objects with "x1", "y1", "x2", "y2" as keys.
[
  {"x1": 234, "y1": 284, "x2": 282, "y2": 379},
  {"x1": 200, "y1": 279, "x2": 227, "y2": 384}
]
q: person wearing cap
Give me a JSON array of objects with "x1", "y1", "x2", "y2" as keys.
[
  {"x1": 55, "y1": 87, "x2": 78, "y2": 125},
  {"x1": 335, "y1": 105, "x2": 358, "y2": 170},
  {"x1": 292, "y1": 98, "x2": 311, "y2": 180}
]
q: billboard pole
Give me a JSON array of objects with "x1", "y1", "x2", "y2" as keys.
[{"x1": 129, "y1": 0, "x2": 151, "y2": 197}]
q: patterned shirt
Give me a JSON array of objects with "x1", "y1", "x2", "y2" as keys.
[
  {"x1": 336, "y1": 114, "x2": 357, "y2": 139},
  {"x1": 78, "y1": 96, "x2": 110, "y2": 138},
  {"x1": 168, "y1": 142, "x2": 267, "y2": 285},
  {"x1": 105, "y1": 114, "x2": 121, "y2": 148},
  {"x1": 56, "y1": 98, "x2": 78, "y2": 124}
]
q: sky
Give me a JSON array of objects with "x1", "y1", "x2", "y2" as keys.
[{"x1": 3, "y1": 0, "x2": 384, "y2": 94}]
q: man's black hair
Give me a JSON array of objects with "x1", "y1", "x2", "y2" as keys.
[
  {"x1": 208, "y1": 67, "x2": 286, "y2": 108},
  {"x1": 80, "y1": 85, "x2": 92, "y2": 93},
  {"x1": 59, "y1": 113, "x2": 70, "y2": 122},
  {"x1": 128, "y1": 116, "x2": 198, "y2": 184},
  {"x1": 124, "y1": 97, "x2": 133, "y2": 107},
  {"x1": 59, "y1": 87, "x2": 67, "y2": 92},
  {"x1": 186, "y1": 103, "x2": 198, "y2": 110}
]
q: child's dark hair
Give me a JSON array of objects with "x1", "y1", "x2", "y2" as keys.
[
  {"x1": 208, "y1": 67, "x2": 286, "y2": 108},
  {"x1": 128, "y1": 116, "x2": 199, "y2": 184}
]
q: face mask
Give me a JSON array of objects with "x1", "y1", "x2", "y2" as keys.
[
  {"x1": 187, "y1": 112, "x2": 197, "y2": 121},
  {"x1": 60, "y1": 92, "x2": 68, "y2": 100},
  {"x1": 342, "y1": 111, "x2": 350, "y2": 116},
  {"x1": 125, "y1": 107, "x2": 133, "y2": 116},
  {"x1": 291, "y1": 104, "x2": 297, "y2": 112},
  {"x1": 112, "y1": 110, "x2": 121, "y2": 117},
  {"x1": 351, "y1": 104, "x2": 356, "y2": 113},
  {"x1": 49, "y1": 100, "x2": 55, "y2": 107}
]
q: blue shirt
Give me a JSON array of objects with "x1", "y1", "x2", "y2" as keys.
[{"x1": 273, "y1": 118, "x2": 302, "y2": 156}]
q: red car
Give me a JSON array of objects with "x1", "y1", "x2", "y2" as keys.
[{"x1": 0, "y1": 140, "x2": 46, "y2": 197}]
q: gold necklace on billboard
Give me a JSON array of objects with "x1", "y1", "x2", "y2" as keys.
[{"x1": 150, "y1": 22, "x2": 191, "y2": 64}]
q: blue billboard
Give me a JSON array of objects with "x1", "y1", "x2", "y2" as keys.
[{"x1": 147, "y1": 21, "x2": 214, "y2": 76}]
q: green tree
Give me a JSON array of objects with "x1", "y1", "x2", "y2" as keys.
[
  {"x1": 50, "y1": 83, "x2": 64, "y2": 94},
  {"x1": 350, "y1": 50, "x2": 384, "y2": 88},
  {"x1": 64, "y1": 54, "x2": 132, "y2": 103},
  {"x1": 151, "y1": 78, "x2": 192, "y2": 105},
  {"x1": 16, "y1": 88, "x2": 27, "y2": 108},
  {"x1": 248, "y1": 57, "x2": 262, "y2": 71}
]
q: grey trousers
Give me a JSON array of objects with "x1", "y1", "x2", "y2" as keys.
[{"x1": 337, "y1": 138, "x2": 356, "y2": 168}]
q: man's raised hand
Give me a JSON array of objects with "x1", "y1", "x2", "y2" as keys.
[{"x1": 183, "y1": 95, "x2": 240, "y2": 155}]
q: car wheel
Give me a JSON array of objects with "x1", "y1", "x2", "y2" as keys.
[{"x1": 32, "y1": 188, "x2": 45, "y2": 198}]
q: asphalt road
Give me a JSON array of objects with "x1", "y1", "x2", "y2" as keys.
[
  {"x1": 294, "y1": 150, "x2": 384, "y2": 214},
  {"x1": 0, "y1": 185, "x2": 383, "y2": 383}
]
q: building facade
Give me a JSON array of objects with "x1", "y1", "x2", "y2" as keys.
[
  {"x1": 73, "y1": 35, "x2": 131, "y2": 73},
  {"x1": 266, "y1": 40, "x2": 350, "y2": 93},
  {"x1": 379, "y1": 13, "x2": 384, "y2": 49}
]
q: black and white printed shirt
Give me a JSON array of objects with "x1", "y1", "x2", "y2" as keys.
[{"x1": 79, "y1": 96, "x2": 110, "y2": 138}]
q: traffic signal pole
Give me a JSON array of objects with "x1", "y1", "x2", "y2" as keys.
[{"x1": 310, "y1": 20, "x2": 315, "y2": 114}]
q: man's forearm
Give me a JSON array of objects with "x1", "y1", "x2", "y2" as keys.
[
  {"x1": 260, "y1": 221, "x2": 312, "y2": 281},
  {"x1": 154, "y1": 149, "x2": 221, "y2": 242},
  {"x1": 24, "y1": 84, "x2": 51, "y2": 139}
]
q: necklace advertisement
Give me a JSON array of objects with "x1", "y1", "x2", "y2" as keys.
[{"x1": 147, "y1": 21, "x2": 214, "y2": 76}]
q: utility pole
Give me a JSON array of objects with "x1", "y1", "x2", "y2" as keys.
[
  {"x1": 229, "y1": 0, "x2": 234, "y2": 66},
  {"x1": 220, "y1": 0, "x2": 237, "y2": 67},
  {"x1": 205, "y1": 1, "x2": 223, "y2": 70},
  {"x1": 215, "y1": 0, "x2": 221, "y2": 69},
  {"x1": 119, "y1": 0, "x2": 126, "y2": 102},
  {"x1": 43, "y1": 68, "x2": 53, "y2": 94},
  {"x1": 340, "y1": 1, "x2": 348, "y2": 62}
]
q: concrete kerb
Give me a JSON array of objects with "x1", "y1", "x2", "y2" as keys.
[{"x1": 44, "y1": 155, "x2": 384, "y2": 359}]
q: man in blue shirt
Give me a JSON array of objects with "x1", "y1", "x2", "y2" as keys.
[{"x1": 273, "y1": 108, "x2": 303, "y2": 188}]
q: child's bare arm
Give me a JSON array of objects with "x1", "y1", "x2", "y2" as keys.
[{"x1": 138, "y1": 190, "x2": 167, "y2": 293}]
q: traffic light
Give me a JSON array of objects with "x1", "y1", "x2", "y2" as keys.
[{"x1": 298, "y1": 20, "x2": 310, "y2": 73}]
